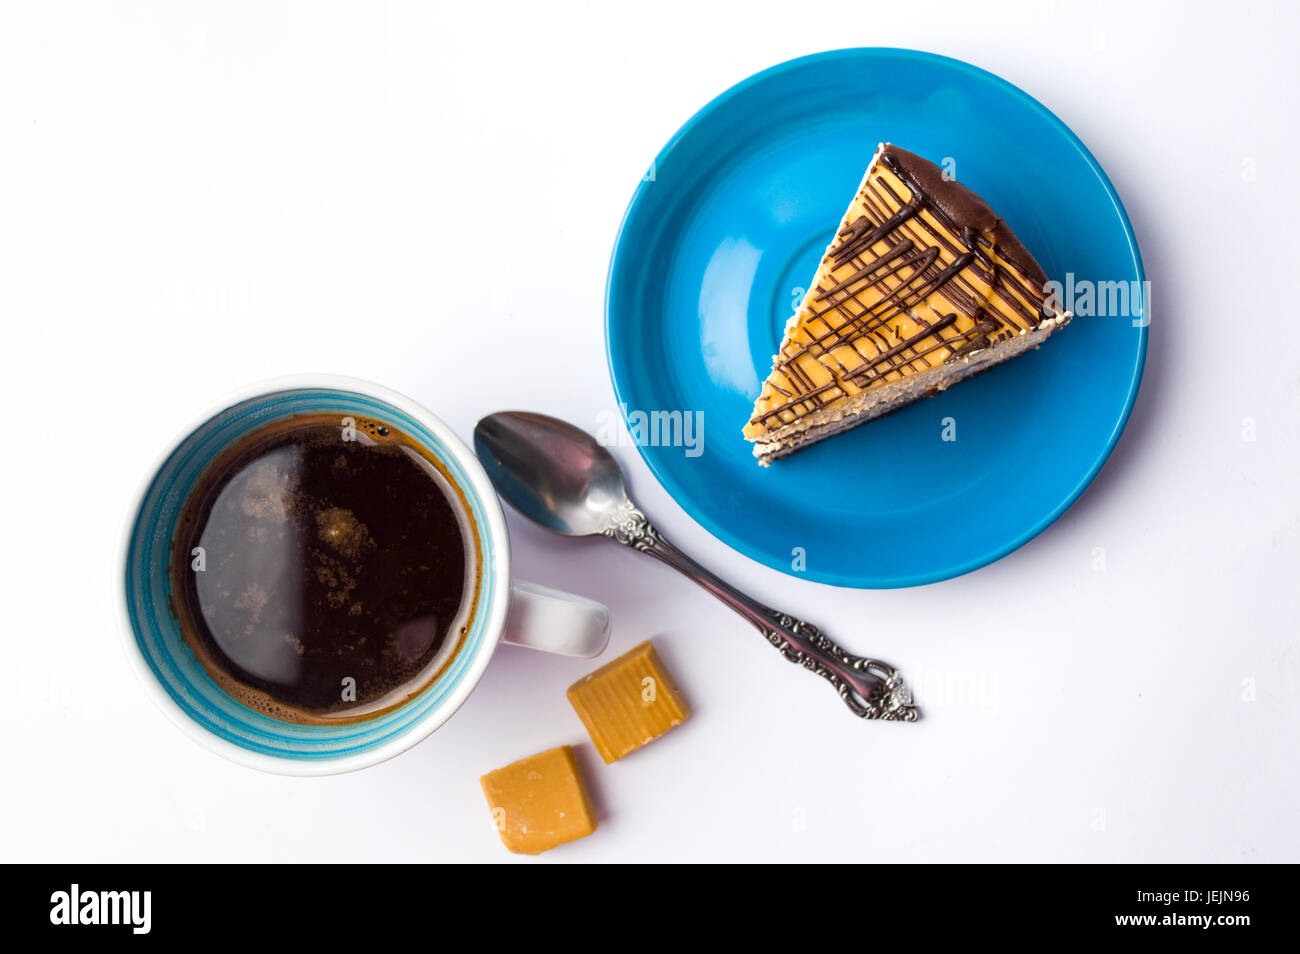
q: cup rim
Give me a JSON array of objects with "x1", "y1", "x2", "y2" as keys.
[{"x1": 116, "y1": 373, "x2": 512, "y2": 776}]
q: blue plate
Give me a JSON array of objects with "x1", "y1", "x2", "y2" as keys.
[{"x1": 605, "y1": 48, "x2": 1146, "y2": 588}]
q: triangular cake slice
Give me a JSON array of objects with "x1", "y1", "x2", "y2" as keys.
[{"x1": 743, "y1": 143, "x2": 1071, "y2": 465}]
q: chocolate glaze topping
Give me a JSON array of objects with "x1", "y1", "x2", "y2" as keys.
[{"x1": 882, "y1": 144, "x2": 1048, "y2": 288}]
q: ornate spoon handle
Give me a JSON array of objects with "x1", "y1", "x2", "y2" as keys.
[{"x1": 601, "y1": 500, "x2": 919, "y2": 721}]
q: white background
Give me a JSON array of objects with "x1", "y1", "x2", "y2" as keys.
[{"x1": 1, "y1": 1, "x2": 1297, "y2": 863}]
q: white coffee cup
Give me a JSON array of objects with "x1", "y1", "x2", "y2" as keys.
[{"x1": 118, "y1": 374, "x2": 610, "y2": 775}]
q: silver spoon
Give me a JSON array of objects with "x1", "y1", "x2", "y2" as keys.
[{"x1": 473, "y1": 411, "x2": 918, "y2": 721}]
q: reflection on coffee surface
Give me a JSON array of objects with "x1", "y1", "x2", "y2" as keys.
[{"x1": 170, "y1": 413, "x2": 480, "y2": 724}]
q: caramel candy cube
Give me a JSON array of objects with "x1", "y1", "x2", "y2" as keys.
[
  {"x1": 480, "y1": 745, "x2": 597, "y2": 855},
  {"x1": 567, "y1": 640, "x2": 690, "y2": 763}
]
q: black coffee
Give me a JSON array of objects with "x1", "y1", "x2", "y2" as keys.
[{"x1": 170, "y1": 413, "x2": 479, "y2": 724}]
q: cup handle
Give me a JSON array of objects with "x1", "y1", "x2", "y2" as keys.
[{"x1": 501, "y1": 580, "x2": 611, "y2": 657}]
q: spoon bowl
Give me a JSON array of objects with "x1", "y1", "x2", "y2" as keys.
[{"x1": 474, "y1": 412, "x2": 629, "y2": 537}]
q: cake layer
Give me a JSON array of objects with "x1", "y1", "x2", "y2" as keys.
[{"x1": 750, "y1": 312, "x2": 1068, "y2": 463}]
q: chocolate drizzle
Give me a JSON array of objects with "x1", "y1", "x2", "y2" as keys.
[{"x1": 748, "y1": 144, "x2": 1058, "y2": 430}]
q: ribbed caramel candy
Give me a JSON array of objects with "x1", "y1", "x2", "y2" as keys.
[
  {"x1": 566, "y1": 640, "x2": 690, "y2": 763},
  {"x1": 480, "y1": 745, "x2": 597, "y2": 855}
]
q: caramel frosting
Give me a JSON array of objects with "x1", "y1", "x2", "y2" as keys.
[{"x1": 743, "y1": 144, "x2": 1068, "y2": 459}]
